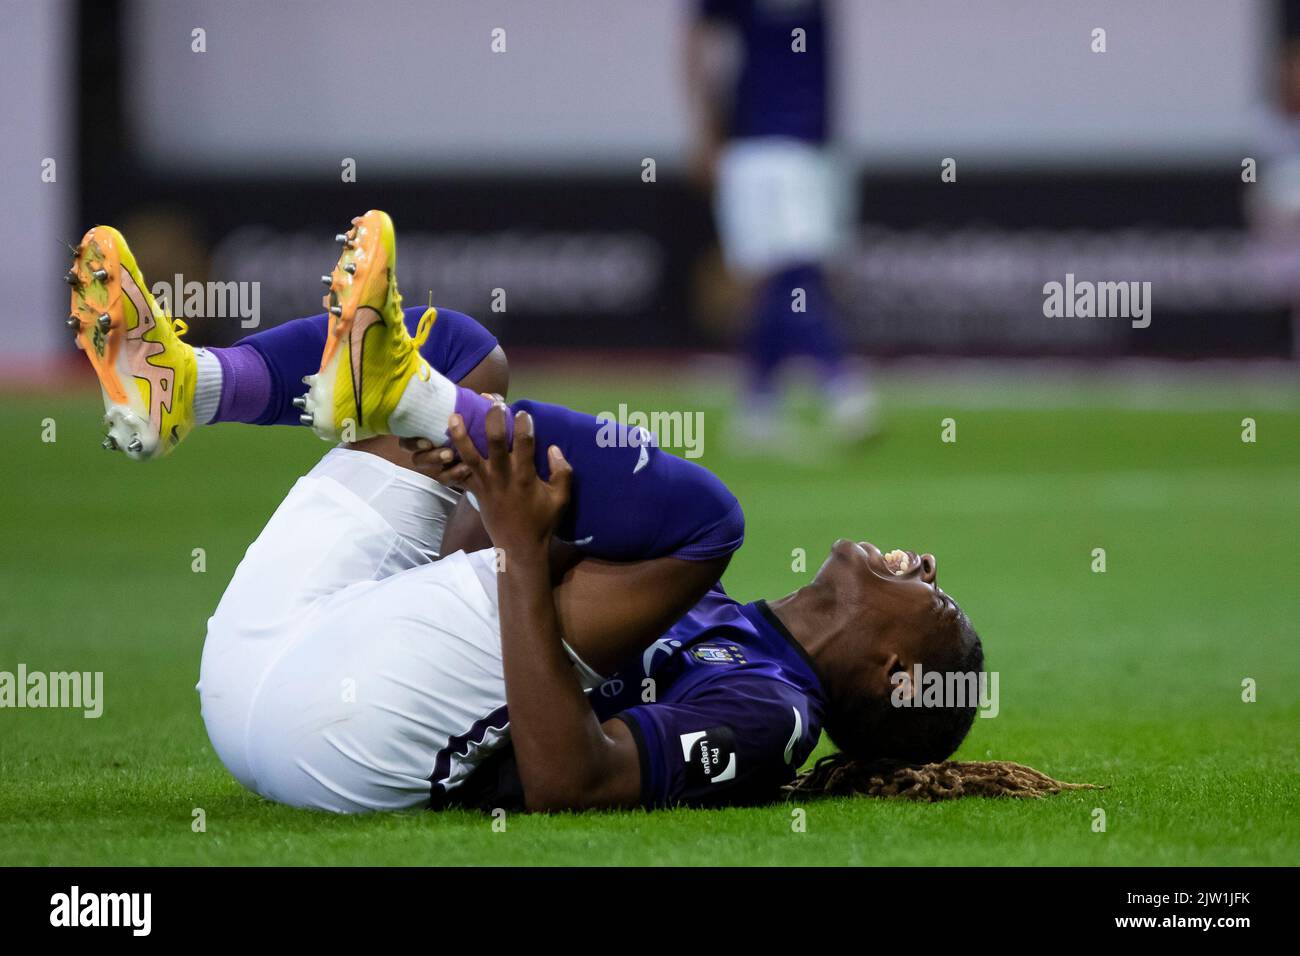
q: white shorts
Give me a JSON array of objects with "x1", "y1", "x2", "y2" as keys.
[
  {"x1": 197, "y1": 448, "x2": 576, "y2": 813},
  {"x1": 714, "y1": 137, "x2": 850, "y2": 275}
]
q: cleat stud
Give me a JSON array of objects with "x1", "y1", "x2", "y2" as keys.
[
  {"x1": 66, "y1": 315, "x2": 80, "y2": 329},
  {"x1": 299, "y1": 413, "x2": 314, "y2": 426},
  {"x1": 302, "y1": 375, "x2": 313, "y2": 385},
  {"x1": 344, "y1": 263, "x2": 356, "y2": 274},
  {"x1": 320, "y1": 275, "x2": 333, "y2": 287},
  {"x1": 329, "y1": 306, "x2": 342, "y2": 316},
  {"x1": 96, "y1": 313, "x2": 111, "y2": 332},
  {"x1": 92, "y1": 269, "x2": 108, "y2": 281},
  {"x1": 292, "y1": 396, "x2": 307, "y2": 410},
  {"x1": 335, "y1": 233, "x2": 348, "y2": 244},
  {"x1": 102, "y1": 436, "x2": 118, "y2": 451},
  {"x1": 127, "y1": 437, "x2": 143, "y2": 453},
  {"x1": 63, "y1": 271, "x2": 79, "y2": 286}
]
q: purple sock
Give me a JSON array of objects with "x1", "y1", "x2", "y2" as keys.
[
  {"x1": 453, "y1": 386, "x2": 514, "y2": 457},
  {"x1": 210, "y1": 346, "x2": 273, "y2": 425}
]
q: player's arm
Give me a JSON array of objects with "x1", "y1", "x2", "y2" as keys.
[
  {"x1": 434, "y1": 344, "x2": 510, "y2": 546},
  {"x1": 351, "y1": 342, "x2": 508, "y2": 486},
  {"x1": 446, "y1": 405, "x2": 642, "y2": 811},
  {"x1": 440, "y1": 508, "x2": 728, "y2": 674},
  {"x1": 684, "y1": 3, "x2": 734, "y2": 186},
  {"x1": 410, "y1": 392, "x2": 730, "y2": 674},
  {"x1": 614, "y1": 678, "x2": 818, "y2": 809}
]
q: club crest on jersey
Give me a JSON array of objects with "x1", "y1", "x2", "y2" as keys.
[{"x1": 690, "y1": 643, "x2": 746, "y2": 665}]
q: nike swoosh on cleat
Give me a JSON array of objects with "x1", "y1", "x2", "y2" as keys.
[{"x1": 348, "y1": 310, "x2": 380, "y2": 425}]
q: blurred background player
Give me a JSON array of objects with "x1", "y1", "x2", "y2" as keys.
[
  {"x1": 1247, "y1": 0, "x2": 1300, "y2": 353},
  {"x1": 686, "y1": 0, "x2": 876, "y2": 446}
]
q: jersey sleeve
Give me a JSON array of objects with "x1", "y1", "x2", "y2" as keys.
[
  {"x1": 404, "y1": 306, "x2": 500, "y2": 383},
  {"x1": 613, "y1": 675, "x2": 818, "y2": 808}
]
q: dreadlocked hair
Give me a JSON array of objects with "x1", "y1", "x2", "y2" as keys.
[
  {"x1": 784, "y1": 755, "x2": 1099, "y2": 801},
  {"x1": 800, "y1": 608, "x2": 1098, "y2": 800}
]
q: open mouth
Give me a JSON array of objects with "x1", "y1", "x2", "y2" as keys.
[{"x1": 881, "y1": 549, "x2": 915, "y2": 575}]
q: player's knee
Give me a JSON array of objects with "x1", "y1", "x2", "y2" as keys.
[{"x1": 664, "y1": 463, "x2": 745, "y2": 561}]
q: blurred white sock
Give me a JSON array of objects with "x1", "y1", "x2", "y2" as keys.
[{"x1": 825, "y1": 371, "x2": 879, "y2": 442}]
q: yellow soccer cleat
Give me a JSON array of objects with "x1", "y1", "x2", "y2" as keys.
[
  {"x1": 67, "y1": 226, "x2": 197, "y2": 460},
  {"x1": 299, "y1": 209, "x2": 434, "y2": 442}
]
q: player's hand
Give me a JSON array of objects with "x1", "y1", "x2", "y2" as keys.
[
  {"x1": 398, "y1": 392, "x2": 505, "y2": 489},
  {"x1": 446, "y1": 403, "x2": 572, "y2": 551},
  {"x1": 397, "y1": 439, "x2": 466, "y2": 486}
]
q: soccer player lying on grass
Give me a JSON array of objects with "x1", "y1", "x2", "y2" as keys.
[{"x1": 66, "y1": 211, "x2": 1088, "y2": 811}]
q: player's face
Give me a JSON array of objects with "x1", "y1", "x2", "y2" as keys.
[{"x1": 815, "y1": 539, "x2": 962, "y2": 663}]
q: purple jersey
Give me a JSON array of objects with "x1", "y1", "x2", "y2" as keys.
[
  {"x1": 439, "y1": 584, "x2": 826, "y2": 810},
  {"x1": 699, "y1": 0, "x2": 829, "y2": 144}
]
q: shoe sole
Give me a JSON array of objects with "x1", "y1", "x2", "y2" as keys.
[
  {"x1": 301, "y1": 210, "x2": 393, "y2": 441},
  {"x1": 68, "y1": 227, "x2": 160, "y2": 460}
]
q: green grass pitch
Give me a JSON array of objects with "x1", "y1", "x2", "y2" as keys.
[{"x1": 1, "y1": 369, "x2": 1297, "y2": 866}]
